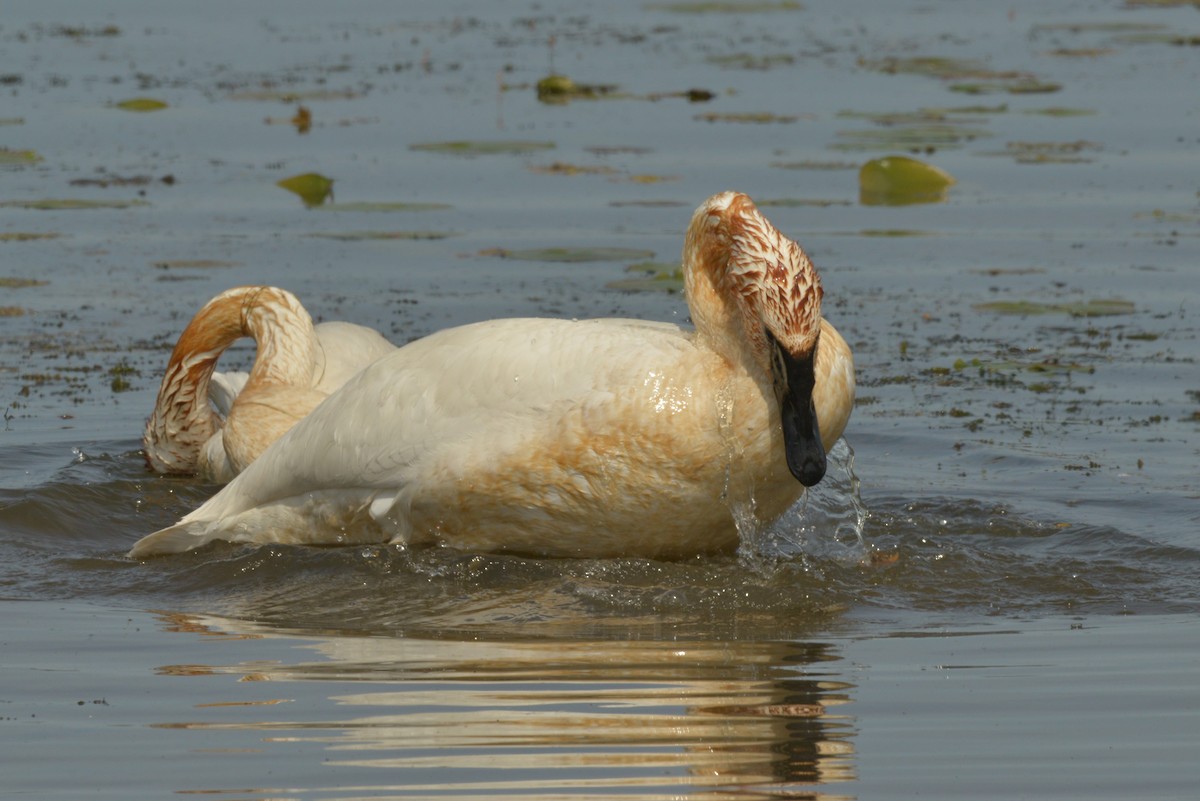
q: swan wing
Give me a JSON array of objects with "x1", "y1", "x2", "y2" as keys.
[
  {"x1": 311, "y1": 321, "x2": 396, "y2": 393},
  {"x1": 130, "y1": 317, "x2": 694, "y2": 556}
]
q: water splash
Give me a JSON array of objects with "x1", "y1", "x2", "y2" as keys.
[{"x1": 737, "y1": 438, "x2": 869, "y2": 567}]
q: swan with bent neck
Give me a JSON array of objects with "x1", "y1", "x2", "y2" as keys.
[
  {"x1": 143, "y1": 286, "x2": 395, "y2": 483},
  {"x1": 130, "y1": 192, "x2": 855, "y2": 559}
]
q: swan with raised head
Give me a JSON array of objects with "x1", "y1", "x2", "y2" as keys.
[
  {"x1": 131, "y1": 192, "x2": 854, "y2": 559},
  {"x1": 143, "y1": 286, "x2": 395, "y2": 483}
]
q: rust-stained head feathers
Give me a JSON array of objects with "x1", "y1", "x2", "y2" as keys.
[{"x1": 684, "y1": 191, "x2": 823, "y2": 359}]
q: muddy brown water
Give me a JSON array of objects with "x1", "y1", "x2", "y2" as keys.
[{"x1": 2, "y1": 1, "x2": 1199, "y2": 798}]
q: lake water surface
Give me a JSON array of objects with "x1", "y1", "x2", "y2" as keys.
[{"x1": 2, "y1": 1, "x2": 1199, "y2": 798}]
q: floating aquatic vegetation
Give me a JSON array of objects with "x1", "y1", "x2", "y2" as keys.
[
  {"x1": 528, "y1": 162, "x2": 618, "y2": 176},
  {"x1": 114, "y1": 98, "x2": 168, "y2": 112},
  {"x1": 972, "y1": 299, "x2": 1135, "y2": 317},
  {"x1": 152, "y1": 259, "x2": 239, "y2": 270},
  {"x1": 978, "y1": 140, "x2": 1101, "y2": 164},
  {"x1": 586, "y1": 145, "x2": 654, "y2": 156},
  {"x1": 0, "y1": 233, "x2": 59, "y2": 242},
  {"x1": 831, "y1": 107, "x2": 992, "y2": 153},
  {"x1": 109, "y1": 360, "x2": 138, "y2": 393},
  {"x1": 0, "y1": 306, "x2": 25, "y2": 317},
  {"x1": 313, "y1": 201, "x2": 452, "y2": 212},
  {"x1": 646, "y1": 1, "x2": 803, "y2": 11},
  {"x1": 831, "y1": 123, "x2": 988, "y2": 153},
  {"x1": 1046, "y1": 47, "x2": 1116, "y2": 57},
  {"x1": 48, "y1": 24, "x2": 121, "y2": 38},
  {"x1": 861, "y1": 56, "x2": 1060, "y2": 96},
  {"x1": 69, "y1": 174, "x2": 174, "y2": 188},
  {"x1": 307, "y1": 230, "x2": 456, "y2": 241},
  {"x1": 623, "y1": 174, "x2": 679, "y2": 184},
  {"x1": 757, "y1": 197, "x2": 852, "y2": 208},
  {"x1": 479, "y1": 247, "x2": 656, "y2": 263},
  {"x1": 770, "y1": 159, "x2": 859, "y2": 170},
  {"x1": 0, "y1": 277, "x2": 48, "y2": 288},
  {"x1": 608, "y1": 199, "x2": 688, "y2": 207},
  {"x1": 858, "y1": 156, "x2": 955, "y2": 206},
  {"x1": 1023, "y1": 107, "x2": 1096, "y2": 117},
  {"x1": 694, "y1": 111, "x2": 800, "y2": 123},
  {"x1": 0, "y1": 198, "x2": 150, "y2": 210},
  {"x1": 0, "y1": 148, "x2": 41, "y2": 165},
  {"x1": 951, "y1": 79, "x2": 1062, "y2": 95},
  {"x1": 606, "y1": 262, "x2": 684, "y2": 293},
  {"x1": 0, "y1": 118, "x2": 23, "y2": 126},
  {"x1": 410, "y1": 140, "x2": 556, "y2": 156},
  {"x1": 228, "y1": 88, "x2": 358, "y2": 102},
  {"x1": 535, "y1": 74, "x2": 620, "y2": 104},
  {"x1": 706, "y1": 52, "x2": 796, "y2": 70},
  {"x1": 277, "y1": 172, "x2": 334, "y2": 206}
]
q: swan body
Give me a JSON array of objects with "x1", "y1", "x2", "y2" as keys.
[
  {"x1": 131, "y1": 192, "x2": 854, "y2": 559},
  {"x1": 143, "y1": 287, "x2": 395, "y2": 483}
]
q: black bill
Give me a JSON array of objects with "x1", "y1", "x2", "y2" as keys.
[{"x1": 767, "y1": 330, "x2": 826, "y2": 487}]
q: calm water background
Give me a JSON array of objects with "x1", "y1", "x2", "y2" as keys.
[{"x1": 2, "y1": 1, "x2": 1198, "y2": 798}]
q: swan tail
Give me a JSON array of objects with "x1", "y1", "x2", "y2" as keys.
[{"x1": 127, "y1": 521, "x2": 221, "y2": 558}]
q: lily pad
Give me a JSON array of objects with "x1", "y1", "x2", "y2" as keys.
[
  {"x1": 859, "y1": 156, "x2": 955, "y2": 206},
  {"x1": 307, "y1": 230, "x2": 457, "y2": 241},
  {"x1": 0, "y1": 148, "x2": 41, "y2": 165},
  {"x1": 115, "y1": 98, "x2": 168, "y2": 112},
  {"x1": 972, "y1": 299, "x2": 1135, "y2": 317},
  {"x1": 479, "y1": 247, "x2": 656, "y2": 263},
  {"x1": 277, "y1": 172, "x2": 334, "y2": 207},
  {"x1": 0, "y1": 198, "x2": 150, "y2": 210},
  {"x1": 313, "y1": 201, "x2": 452, "y2": 212},
  {"x1": 410, "y1": 140, "x2": 556, "y2": 156}
]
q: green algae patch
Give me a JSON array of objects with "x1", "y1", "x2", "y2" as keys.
[
  {"x1": 859, "y1": 156, "x2": 955, "y2": 206},
  {"x1": 277, "y1": 172, "x2": 334, "y2": 207},
  {"x1": 0, "y1": 198, "x2": 150, "y2": 210},
  {"x1": 411, "y1": 140, "x2": 556, "y2": 156},
  {"x1": 973, "y1": 299, "x2": 1135, "y2": 317},
  {"x1": 313, "y1": 201, "x2": 452, "y2": 213},
  {"x1": 480, "y1": 247, "x2": 656, "y2": 263},
  {"x1": 0, "y1": 148, "x2": 41, "y2": 166},
  {"x1": 606, "y1": 262, "x2": 684, "y2": 293},
  {"x1": 115, "y1": 98, "x2": 168, "y2": 112}
]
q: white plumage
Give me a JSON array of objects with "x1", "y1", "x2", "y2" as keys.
[{"x1": 131, "y1": 192, "x2": 855, "y2": 559}]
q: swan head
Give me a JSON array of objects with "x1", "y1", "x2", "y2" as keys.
[{"x1": 684, "y1": 191, "x2": 827, "y2": 487}]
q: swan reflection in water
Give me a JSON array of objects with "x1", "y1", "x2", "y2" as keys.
[{"x1": 154, "y1": 611, "x2": 858, "y2": 800}]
